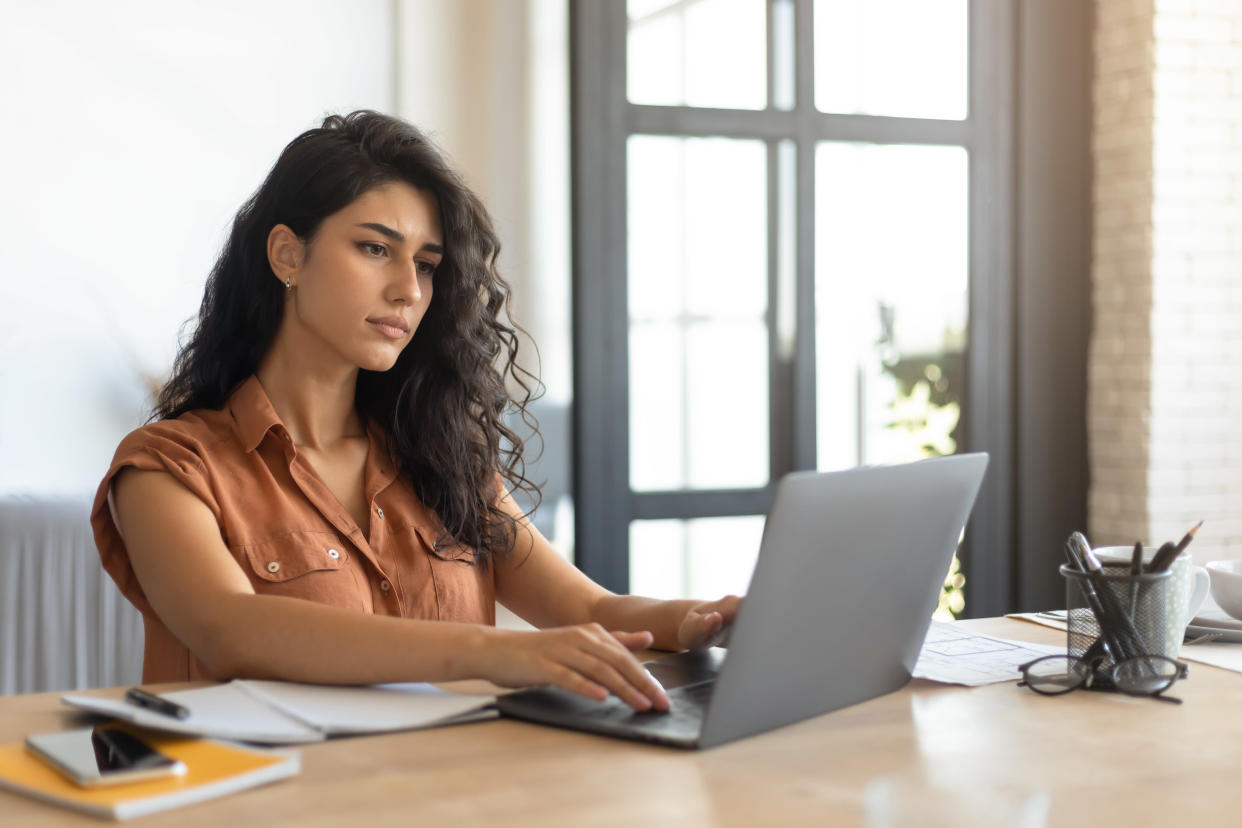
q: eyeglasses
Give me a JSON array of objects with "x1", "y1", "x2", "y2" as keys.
[{"x1": 1017, "y1": 654, "x2": 1189, "y2": 704}]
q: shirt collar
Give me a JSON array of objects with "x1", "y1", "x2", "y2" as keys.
[
  {"x1": 228, "y1": 376, "x2": 401, "y2": 496},
  {"x1": 228, "y1": 375, "x2": 288, "y2": 454}
]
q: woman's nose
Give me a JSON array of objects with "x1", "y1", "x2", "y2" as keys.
[{"x1": 390, "y1": 260, "x2": 422, "y2": 304}]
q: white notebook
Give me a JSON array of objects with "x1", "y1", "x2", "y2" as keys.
[{"x1": 62, "y1": 680, "x2": 496, "y2": 745}]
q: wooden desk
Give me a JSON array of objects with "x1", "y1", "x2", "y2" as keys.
[{"x1": 3, "y1": 618, "x2": 1240, "y2": 827}]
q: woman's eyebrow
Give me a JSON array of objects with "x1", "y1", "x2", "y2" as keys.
[
  {"x1": 355, "y1": 222, "x2": 443, "y2": 254},
  {"x1": 356, "y1": 221, "x2": 404, "y2": 241}
]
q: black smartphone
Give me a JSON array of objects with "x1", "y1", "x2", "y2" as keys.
[{"x1": 25, "y1": 725, "x2": 187, "y2": 787}]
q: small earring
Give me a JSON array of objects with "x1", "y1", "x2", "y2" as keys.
[{"x1": 284, "y1": 279, "x2": 292, "y2": 291}]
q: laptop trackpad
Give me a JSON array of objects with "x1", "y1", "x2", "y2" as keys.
[{"x1": 643, "y1": 647, "x2": 725, "y2": 690}]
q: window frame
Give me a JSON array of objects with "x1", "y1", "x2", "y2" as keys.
[{"x1": 570, "y1": 0, "x2": 1018, "y2": 617}]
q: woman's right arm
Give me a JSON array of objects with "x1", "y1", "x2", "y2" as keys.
[{"x1": 113, "y1": 468, "x2": 667, "y2": 710}]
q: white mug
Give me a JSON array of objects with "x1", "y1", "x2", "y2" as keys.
[{"x1": 1094, "y1": 546, "x2": 1209, "y2": 658}]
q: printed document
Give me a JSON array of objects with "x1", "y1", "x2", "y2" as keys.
[{"x1": 914, "y1": 622, "x2": 1063, "y2": 686}]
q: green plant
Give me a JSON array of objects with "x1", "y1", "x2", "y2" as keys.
[{"x1": 883, "y1": 356, "x2": 965, "y2": 618}]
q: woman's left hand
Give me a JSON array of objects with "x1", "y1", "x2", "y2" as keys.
[{"x1": 677, "y1": 595, "x2": 742, "y2": 650}]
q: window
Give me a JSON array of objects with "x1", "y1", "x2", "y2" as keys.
[{"x1": 571, "y1": 0, "x2": 1015, "y2": 617}]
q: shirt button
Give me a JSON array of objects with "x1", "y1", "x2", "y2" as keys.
[
  {"x1": 327, "y1": 548, "x2": 340, "y2": 560},
  {"x1": 380, "y1": 580, "x2": 391, "y2": 592},
  {"x1": 375, "y1": 506, "x2": 384, "y2": 519},
  {"x1": 267, "y1": 562, "x2": 280, "y2": 573}
]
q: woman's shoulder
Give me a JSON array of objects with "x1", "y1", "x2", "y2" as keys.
[
  {"x1": 110, "y1": 404, "x2": 245, "y2": 479},
  {"x1": 92, "y1": 409, "x2": 238, "y2": 624}
]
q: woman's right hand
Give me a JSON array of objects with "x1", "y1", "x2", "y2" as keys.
[{"x1": 476, "y1": 624, "x2": 670, "y2": 712}]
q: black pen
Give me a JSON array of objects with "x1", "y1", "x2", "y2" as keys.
[
  {"x1": 1065, "y1": 538, "x2": 1125, "y2": 661},
  {"x1": 124, "y1": 687, "x2": 190, "y2": 720},
  {"x1": 1068, "y1": 533, "x2": 1141, "y2": 662},
  {"x1": 1129, "y1": 541, "x2": 1143, "y2": 616}
]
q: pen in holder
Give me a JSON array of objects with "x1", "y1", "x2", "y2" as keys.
[{"x1": 1061, "y1": 563, "x2": 1173, "y2": 666}]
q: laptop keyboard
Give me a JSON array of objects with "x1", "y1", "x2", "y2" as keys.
[
  {"x1": 498, "y1": 678, "x2": 715, "y2": 748},
  {"x1": 635, "y1": 681, "x2": 713, "y2": 728},
  {"x1": 577, "y1": 680, "x2": 715, "y2": 746},
  {"x1": 497, "y1": 649, "x2": 727, "y2": 748}
]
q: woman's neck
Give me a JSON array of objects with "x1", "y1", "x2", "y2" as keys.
[{"x1": 255, "y1": 345, "x2": 364, "y2": 451}]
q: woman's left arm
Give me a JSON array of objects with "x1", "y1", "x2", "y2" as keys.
[{"x1": 493, "y1": 492, "x2": 741, "y2": 651}]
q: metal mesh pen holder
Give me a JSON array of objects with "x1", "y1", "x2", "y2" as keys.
[{"x1": 1061, "y1": 563, "x2": 1173, "y2": 666}]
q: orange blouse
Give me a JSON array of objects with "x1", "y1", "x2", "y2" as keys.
[{"x1": 90, "y1": 375, "x2": 495, "y2": 683}]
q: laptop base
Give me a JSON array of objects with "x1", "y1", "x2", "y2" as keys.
[{"x1": 496, "y1": 649, "x2": 724, "y2": 749}]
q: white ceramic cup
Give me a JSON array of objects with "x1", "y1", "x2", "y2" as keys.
[
  {"x1": 1205, "y1": 560, "x2": 1242, "y2": 621},
  {"x1": 1094, "y1": 546, "x2": 1209, "y2": 657}
]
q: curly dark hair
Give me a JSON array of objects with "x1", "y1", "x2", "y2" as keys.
[{"x1": 154, "y1": 110, "x2": 541, "y2": 566}]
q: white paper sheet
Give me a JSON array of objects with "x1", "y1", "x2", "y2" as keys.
[
  {"x1": 1171, "y1": 643, "x2": 1242, "y2": 673},
  {"x1": 63, "y1": 680, "x2": 496, "y2": 744},
  {"x1": 62, "y1": 683, "x2": 321, "y2": 744},
  {"x1": 913, "y1": 622, "x2": 1063, "y2": 687},
  {"x1": 1005, "y1": 611, "x2": 1068, "y2": 632},
  {"x1": 236, "y1": 680, "x2": 497, "y2": 734}
]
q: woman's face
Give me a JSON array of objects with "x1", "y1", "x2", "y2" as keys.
[{"x1": 270, "y1": 181, "x2": 443, "y2": 373}]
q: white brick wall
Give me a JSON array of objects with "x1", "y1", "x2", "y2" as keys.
[
  {"x1": 1091, "y1": 0, "x2": 1242, "y2": 561},
  {"x1": 1090, "y1": 0, "x2": 1154, "y2": 547}
]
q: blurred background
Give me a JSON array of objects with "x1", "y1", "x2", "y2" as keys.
[
  {"x1": 0, "y1": 0, "x2": 571, "y2": 500},
  {"x1": 1, "y1": 0, "x2": 1240, "y2": 692}
]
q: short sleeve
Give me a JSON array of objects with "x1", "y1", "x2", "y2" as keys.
[{"x1": 89, "y1": 423, "x2": 223, "y2": 616}]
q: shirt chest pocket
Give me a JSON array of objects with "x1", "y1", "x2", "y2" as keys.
[{"x1": 234, "y1": 532, "x2": 367, "y2": 611}]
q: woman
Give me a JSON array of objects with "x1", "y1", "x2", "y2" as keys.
[{"x1": 91, "y1": 111, "x2": 738, "y2": 712}]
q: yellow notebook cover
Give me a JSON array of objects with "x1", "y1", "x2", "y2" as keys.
[{"x1": 0, "y1": 726, "x2": 299, "y2": 820}]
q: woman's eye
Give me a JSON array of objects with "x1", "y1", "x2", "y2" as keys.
[
  {"x1": 416, "y1": 260, "x2": 438, "y2": 276},
  {"x1": 359, "y1": 242, "x2": 387, "y2": 257}
]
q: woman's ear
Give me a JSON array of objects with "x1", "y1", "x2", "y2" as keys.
[{"x1": 267, "y1": 224, "x2": 304, "y2": 286}]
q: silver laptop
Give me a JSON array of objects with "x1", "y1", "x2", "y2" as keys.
[{"x1": 497, "y1": 453, "x2": 988, "y2": 749}]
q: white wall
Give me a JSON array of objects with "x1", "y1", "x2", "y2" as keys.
[
  {"x1": 0, "y1": 0, "x2": 570, "y2": 503},
  {"x1": 1090, "y1": 0, "x2": 1242, "y2": 560},
  {"x1": 395, "y1": 0, "x2": 571, "y2": 404},
  {"x1": 0, "y1": 0, "x2": 394, "y2": 495}
]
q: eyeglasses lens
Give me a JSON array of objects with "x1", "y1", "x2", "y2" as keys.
[
  {"x1": 1113, "y1": 657, "x2": 1180, "y2": 695},
  {"x1": 1023, "y1": 656, "x2": 1092, "y2": 693}
]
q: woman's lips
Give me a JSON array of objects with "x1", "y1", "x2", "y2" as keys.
[{"x1": 367, "y1": 317, "x2": 409, "y2": 340}]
